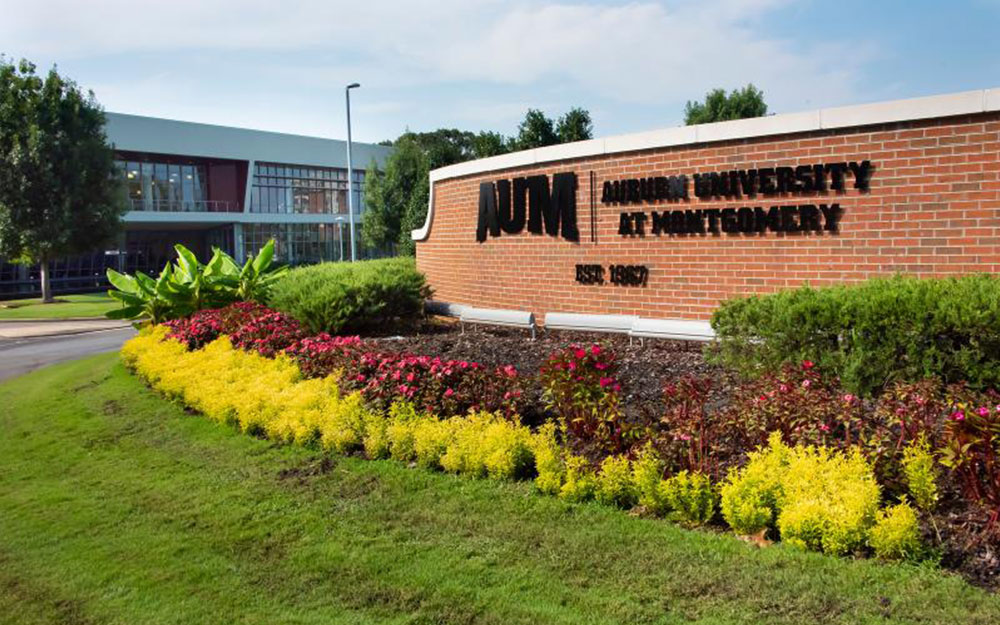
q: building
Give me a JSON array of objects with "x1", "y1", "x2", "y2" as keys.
[
  {"x1": 414, "y1": 88, "x2": 1000, "y2": 324},
  {"x1": 0, "y1": 113, "x2": 393, "y2": 297}
]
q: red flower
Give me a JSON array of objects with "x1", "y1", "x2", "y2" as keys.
[{"x1": 802, "y1": 360, "x2": 815, "y2": 369}]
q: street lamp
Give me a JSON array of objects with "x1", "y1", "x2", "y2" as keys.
[{"x1": 345, "y1": 82, "x2": 361, "y2": 262}]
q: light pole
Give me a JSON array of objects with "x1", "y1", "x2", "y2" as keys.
[{"x1": 345, "y1": 82, "x2": 360, "y2": 262}]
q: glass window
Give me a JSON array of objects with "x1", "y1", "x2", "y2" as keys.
[{"x1": 181, "y1": 165, "x2": 195, "y2": 210}]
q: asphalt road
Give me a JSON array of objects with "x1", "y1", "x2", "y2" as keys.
[{"x1": 0, "y1": 327, "x2": 136, "y2": 382}]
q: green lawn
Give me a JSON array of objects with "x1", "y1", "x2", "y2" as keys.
[
  {"x1": 0, "y1": 292, "x2": 119, "y2": 320},
  {"x1": 1, "y1": 355, "x2": 998, "y2": 625}
]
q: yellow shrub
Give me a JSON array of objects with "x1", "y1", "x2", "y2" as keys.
[
  {"x1": 720, "y1": 433, "x2": 790, "y2": 535},
  {"x1": 320, "y1": 392, "x2": 369, "y2": 454},
  {"x1": 121, "y1": 329, "x2": 368, "y2": 457},
  {"x1": 386, "y1": 401, "x2": 420, "y2": 462},
  {"x1": 559, "y1": 455, "x2": 597, "y2": 503},
  {"x1": 660, "y1": 471, "x2": 715, "y2": 527},
  {"x1": 902, "y1": 436, "x2": 939, "y2": 512},
  {"x1": 531, "y1": 422, "x2": 565, "y2": 495},
  {"x1": 412, "y1": 418, "x2": 455, "y2": 469},
  {"x1": 440, "y1": 413, "x2": 491, "y2": 477},
  {"x1": 595, "y1": 455, "x2": 637, "y2": 509},
  {"x1": 869, "y1": 500, "x2": 924, "y2": 561},
  {"x1": 778, "y1": 446, "x2": 880, "y2": 556},
  {"x1": 721, "y1": 433, "x2": 881, "y2": 555},
  {"x1": 362, "y1": 411, "x2": 391, "y2": 459},
  {"x1": 632, "y1": 445, "x2": 669, "y2": 516}
]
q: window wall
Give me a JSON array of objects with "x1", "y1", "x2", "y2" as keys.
[
  {"x1": 243, "y1": 223, "x2": 345, "y2": 265},
  {"x1": 117, "y1": 159, "x2": 213, "y2": 212},
  {"x1": 250, "y1": 162, "x2": 364, "y2": 215}
]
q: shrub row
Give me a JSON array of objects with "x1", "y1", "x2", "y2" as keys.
[
  {"x1": 710, "y1": 274, "x2": 1000, "y2": 397},
  {"x1": 123, "y1": 327, "x2": 931, "y2": 561},
  {"x1": 268, "y1": 257, "x2": 431, "y2": 334}
]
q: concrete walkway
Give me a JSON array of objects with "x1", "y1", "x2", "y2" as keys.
[{"x1": 0, "y1": 319, "x2": 132, "y2": 339}]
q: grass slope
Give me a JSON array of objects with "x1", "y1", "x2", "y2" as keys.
[
  {"x1": 1, "y1": 354, "x2": 998, "y2": 625},
  {"x1": 0, "y1": 293, "x2": 119, "y2": 320}
]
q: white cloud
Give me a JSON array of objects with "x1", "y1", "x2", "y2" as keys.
[{"x1": 0, "y1": 0, "x2": 875, "y2": 137}]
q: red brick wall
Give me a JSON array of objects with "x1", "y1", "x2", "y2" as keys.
[{"x1": 416, "y1": 113, "x2": 1000, "y2": 322}]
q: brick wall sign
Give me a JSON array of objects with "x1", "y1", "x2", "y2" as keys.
[{"x1": 413, "y1": 89, "x2": 1000, "y2": 323}]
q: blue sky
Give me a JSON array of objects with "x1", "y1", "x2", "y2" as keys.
[{"x1": 1, "y1": 0, "x2": 998, "y2": 144}]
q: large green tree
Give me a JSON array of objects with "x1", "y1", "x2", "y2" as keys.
[
  {"x1": 0, "y1": 58, "x2": 125, "y2": 302},
  {"x1": 556, "y1": 107, "x2": 593, "y2": 143},
  {"x1": 513, "y1": 109, "x2": 559, "y2": 150},
  {"x1": 684, "y1": 84, "x2": 768, "y2": 125},
  {"x1": 361, "y1": 136, "x2": 429, "y2": 256}
]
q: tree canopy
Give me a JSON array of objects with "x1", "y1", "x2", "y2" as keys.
[
  {"x1": 556, "y1": 107, "x2": 594, "y2": 143},
  {"x1": 684, "y1": 84, "x2": 768, "y2": 125},
  {"x1": 0, "y1": 58, "x2": 125, "y2": 301}
]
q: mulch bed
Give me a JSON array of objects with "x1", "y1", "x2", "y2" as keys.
[
  {"x1": 368, "y1": 316, "x2": 731, "y2": 426},
  {"x1": 364, "y1": 316, "x2": 1000, "y2": 592}
]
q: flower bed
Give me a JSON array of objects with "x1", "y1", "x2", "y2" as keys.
[{"x1": 119, "y1": 301, "x2": 1000, "y2": 589}]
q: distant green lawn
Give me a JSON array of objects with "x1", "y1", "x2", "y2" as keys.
[
  {"x1": 0, "y1": 292, "x2": 119, "y2": 320},
  {"x1": 1, "y1": 355, "x2": 998, "y2": 625}
]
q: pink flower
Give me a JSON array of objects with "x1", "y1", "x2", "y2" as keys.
[
  {"x1": 594, "y1": 362, "x2": 608, "y2": 371},
  {"x1": 574, "y1": 348, "x2": 586, "y2": 359},
  {"x1": 978, "y1": 406, "x2": 990, "y2": 417},
  {"x1": 444, "y1": 388, "x2": 454, "y2": 397},
  {"x1": 406, "y1": 372, "x2": 416, "y2": 383},
  {"x1": 459, "y1": 361, "x2": 469, "y2": 369},
  {"x1": 819, "y1": 423, "x2": 831, "y2": 432},
  {"x1": 591, "y1": 345, "x2": 601, "y2": 356},
  {"x1": 568, "y1": 361, "x2": 576, "y2": 371},
  {"x1": 843, "y1": 393, "x2": 855, "y2": 403},
  {"x1": 801, "y1": 379, "x2": 811, "y2": 389},
  {"x1": 599, "y1": 377, "x2": 614, "y2": 388},
  {"x1": 950, "y1": 410, "x2": 966, "y2": 422},
  {"x1": 779, "y1": 384, "x2": 789, "y2": 393},
  {"x1": 355, "y1": 374, "x2": 366, "y2": 382}
]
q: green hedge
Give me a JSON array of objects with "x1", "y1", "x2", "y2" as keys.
[
  {"x1": 268, "y1": 258, "x2": 431, "y2": 334},
  {"x1": 708, "y1": 274, "x2": 1000, "y2": 396}
]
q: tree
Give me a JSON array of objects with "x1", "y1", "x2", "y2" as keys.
[
  {"x1": 361, "y1": 135, "x2": 429, "y2": 256},
  {"x1": 684, "y1": 84, "x2": 768, "y2": 125},
  {"x1": 556, "y1": 107, "x2": 593, "y2": 143},
  {"x1": 513, "y1": 109, "x2": 559, "y2": 150},
  {"x1": 0, "y1": 58, "x2": 125, "y2": 302},
  {"x1": 397, "y1": 128, "x2": 475, "y2": 170},
  {"x1": 471, "y1": 131, "x2": 509, "y2": 159}
]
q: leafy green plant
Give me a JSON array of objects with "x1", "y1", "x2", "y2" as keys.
[
  {"x1": 559, "y1": 455, "x2": 597, "y2": 503},
  {"x1": 106, "y1": 239, "x2": 285, "y2": 323},
  {"x1": 660, "y1": 471, "x2": 716, "y2": 527},
  {"x1": 709, "y1": 274, "x2": 1000, "y2": 397},
  {"x1": 594, "y1": 455, "x2": 637, "y2": 509},
  {"x1": 902, "y1": 436, "x2": 940, "y2": 513},
  {"x1": 268, "y1": 257, "x2": 430, "y2": 334}
]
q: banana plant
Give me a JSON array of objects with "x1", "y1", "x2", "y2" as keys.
[{"x1": 105, "y1": 238, "x2": 286, "y2": 322}]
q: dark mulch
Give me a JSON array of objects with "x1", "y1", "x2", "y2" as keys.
[{"x1": 368, "y1": 316, "x2": 732, "y2": 427}]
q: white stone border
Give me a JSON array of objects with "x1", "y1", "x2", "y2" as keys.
[{"x1": 412, "y1": 88, "x2": 1000, "y2": 241}]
